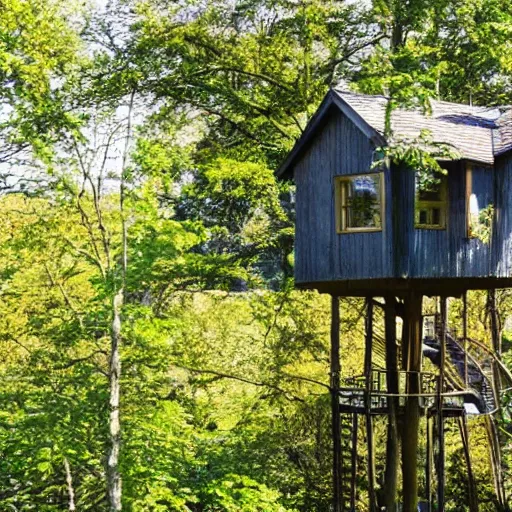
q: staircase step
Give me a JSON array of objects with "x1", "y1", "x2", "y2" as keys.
[{"x1": 423, "y1": 333, "x2": 496, "y2": 414}]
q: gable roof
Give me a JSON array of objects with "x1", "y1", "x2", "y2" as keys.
[{"x1": 277, "y1": 89, "x2": 512, "y2": 178}]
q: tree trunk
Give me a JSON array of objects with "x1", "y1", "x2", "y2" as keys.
[
  {"x1": 63, "y1": 457, "x2": 76, "y2": 511},
  {"x1": 108, "y1": 289, "x2": 123, "y2": 511},
  {"x1": 382, "y1": 296, "x2": 399, "y2": 511},
  {"x1": 106, "y1": 88, "x2": 133, "y2": 512},
  {"x1": 402, "y1": 293, "x2": 423, "y2": 512}
]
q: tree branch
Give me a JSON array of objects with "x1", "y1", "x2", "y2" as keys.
[{"x1": 174, "y1": 363, "x2": 306, "y2": 403}]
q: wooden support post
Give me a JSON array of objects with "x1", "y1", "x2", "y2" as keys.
[
  {"x1": 489, "y1": 289, "x2": 503, "y2": 400},
  {"x1": 489, "y1": 289, "x2": 502, "y2": 356},
  {"x1": 350, "y1": 413, "x2": 358, "y2": 511},
  {"x1": 383, "y1": 296, "x2": 399, "y2": 512},
  {"x1": 426, "y1": 414, "x2": 434, "y2": 512},
  {"x1": 402, "y1": 293, "x2": 423, "y2": 512},
  {"x1": 330, "y1": 296, "x2": 343, "y2": 512},
  {"x1": 488, "y1": 289, "x2": 508, "y2": 510},
  {"x1": 437, "y1": 297, "x2": 447, "y2": 512},
  {"x1": 364, "y1": 298, "x2": 377, "y2": 512},
  {"x1": 486, "y1": 415, "x2": 507, "y2": 511},
  {"x1": 463, "y1": 292, "x2": 469, "y2": 388},
  {"x1": 458, "y1": 413, "x2": 479, "y2": 512}
]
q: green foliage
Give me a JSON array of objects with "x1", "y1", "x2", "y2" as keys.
[
  {"x1": 469, "y1": 204, "x2": 495, "y2": 245},
  {"x1": 374, "y1": 129, "x2": 460, "y2": 185},
  {"x1": 129, "y1": 0, "x2": 375, "y2": 166},
  {"x1": 0, "y1": 0, "x2": 84, "y2": 168},
  {"x1": 173, "y1": 158, "x2": 293, "y2": 286},
  {"x1": 359, "y1": 0, "x2": 512, "y2": 105}
]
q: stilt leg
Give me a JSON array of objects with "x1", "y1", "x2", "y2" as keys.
[
  {"x1": 402, "y1": 293, "x2": 423, "y2": 512},
  {"x1": 330, "y1": 296, "x2": 343, "y2": 512},
  {"x1": 350, "y1": 413, "x2": 358, "y2": 511},
  {"x1": 364, "y1": 298, "x2": 377, "y2": 512},
  {"x1": 426, "y1": 414, "x2": 433, "y2": 512},
  {"x1": 488, "y1": 290, "x2": 509, "y2": 510},
  {"x1": 486, "y1": 415, "x2": 507, "y2": 510},
  {"x1": 383, "y1": 296, "x2": 399, "y2": 512},
  {"x1": 437, "y1": 297, "x2": 447, "y2": 512},
  {"x1": 458, "y1": 413, "x2": 479, "y2": 512}
]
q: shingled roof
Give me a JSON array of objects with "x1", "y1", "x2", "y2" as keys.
[{"x1": 278, "y1": 89, "x2": 512, "y2": 178}]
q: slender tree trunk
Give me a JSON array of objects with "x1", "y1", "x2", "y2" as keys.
[
  {"x1": 402, "y1": 293, "x2": 423, "y2": 512},
  {"x1": 108, "y1": 289, "x2": 123, "y2": 511},
  {"x1": 382, "y1": 296, "x2": 399, "y2": 511},
  {"x1": 107, "y1": 89, "x2": 134, "y2": 512},
  {"x1": 63, "y1": 457, "x2": 76, "y2": 511}
]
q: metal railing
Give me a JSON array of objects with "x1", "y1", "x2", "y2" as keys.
[{"x1": 339, "y1": 369, "x2": 440, "y2": 411}]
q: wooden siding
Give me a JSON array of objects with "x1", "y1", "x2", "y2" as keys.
[
  {"x1": 392, "y1": 162, "x2": 494, "y2": 279},
  {"x1": 294, "y1": 108, "x2": 392, "y2": 284},
  {"x1": 462, "y1": 165, "x2": 493, "y2": 277},
  {"x1": 494, "y1": 155, "x2": 512, "y2": 277},
  {"x1": 292, "y1": 106, "x2": 512, "y2": 292}
]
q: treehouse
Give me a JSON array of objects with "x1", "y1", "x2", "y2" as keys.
[
  {"x1": 278, "y1": 89, "x2": 512, "y2": 297},
  {"x1": 278, "y1": 90, "x2": 512, "y2": 512}
]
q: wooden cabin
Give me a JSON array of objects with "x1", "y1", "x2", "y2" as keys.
[{"x1": 278, "y1": 89, "x2": 512, "y2": 296}]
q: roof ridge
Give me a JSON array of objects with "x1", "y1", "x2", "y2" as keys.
[{"x1": 335, "y1": 88, "x2": 497, "y2": 113}]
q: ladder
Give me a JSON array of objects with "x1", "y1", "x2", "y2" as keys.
[{"x1": 339, "y1": 413, "x2": 357, "y2": 511}]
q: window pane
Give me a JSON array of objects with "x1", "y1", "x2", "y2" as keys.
[
  {"x1": 345, "y1": 175, "x2": 381, "y2": 229},
  {"x1": 431, "y1": 208, "x2": 440, "y2": 225},
  {"x1": 415, "y1": 172, "x2": 447, "y2": 228},
  {"x1": 419, "y1": 209, "x2": 428, "y2": 225}
]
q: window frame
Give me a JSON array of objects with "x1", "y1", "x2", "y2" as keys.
[
  {"x1": 414, "y1": 172, "x2": 448, "y2": 230},
  {"x1": 335, "y1": 172, "x2": 384, "y2": 234}
]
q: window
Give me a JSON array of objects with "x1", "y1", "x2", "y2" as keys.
[
  {"x1": 466, "y1": 164, "x2": 493, "y2": 242},
  {"x1": 415, "y1": 173, "x2": 447, "y2": 229},
  {"x1": 335, "y1": 173, "x2": 383, "y2": 233}
]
